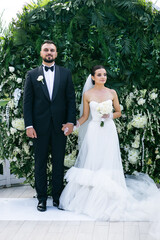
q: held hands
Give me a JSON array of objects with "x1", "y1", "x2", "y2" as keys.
[
  {"x1": 62, "y1": 123, "x2": 74, "y2": 136},
  {"x1": 73, "y1": 120, "x2": 80, "y2": 131},
  {"x1": 26, "y1": 127, "x2": 37, "y2": 138}
]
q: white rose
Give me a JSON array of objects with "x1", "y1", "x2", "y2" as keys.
[
  {"x1": 137, "y1": 98, "x2": 145, "y2": 105},
  {"x1": 150, "y1": 92, "x2": 158, "y2": 100},
  {"x1": 10, "y1": 127, "x2": 17, "y2": 135},
  {"x1": 9, "y1": 66, "x2": 15, "y2": 73},
  {"x1": 12, "y1": 157, "x2": 17, "y2": 162},
  {"x1": 156, "y1": 155, "x2": 160, "y2": 160},
  {"x1": 37, "y1": 75, "x2": 44, "y2": 84},
  {"x1": 132, "y1": 141, "x2": 140, "y2": 148},
  {"x1": 17, "y1": 78, "x2": 22, "y2": 83},
  {"x1": 129, "y1": 92, "x2": 134, "y2": 98},
  {"x1": 12, "y1": 118, "x2": 25, "y2": 131},
  {"x1": 131, "y1": 114, "x2": 147, "y2": 128},
  {"x1": 128, "y1": 149, "x2": 139, "y2": 164}
]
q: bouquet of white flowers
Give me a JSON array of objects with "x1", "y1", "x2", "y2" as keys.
[{"x1": 96, "y1": 100, "x2": 113, "y2": 127}]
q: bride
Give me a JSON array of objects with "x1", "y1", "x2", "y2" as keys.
[{"x1": 60, "y1": 65, "x2": 160, "y2": 222}]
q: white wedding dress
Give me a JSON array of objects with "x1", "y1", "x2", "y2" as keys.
[{"x1": 60, "y1": 100, "x2": 160, "y2": 221}]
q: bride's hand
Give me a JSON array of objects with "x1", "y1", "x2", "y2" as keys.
[
  {"x1": 102, "y1": 113, "x2": 113, "y2": 119},
  {"x1": 73, "y1": 121, "x2": 80, "y2": 131},
  {"x1": 102, "y1": 114, "x2": 109, "y2": 119}
]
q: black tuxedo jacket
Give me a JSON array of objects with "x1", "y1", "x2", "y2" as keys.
[{"x1": 23, "y1": 65, "x2": 76, "y2": 135}]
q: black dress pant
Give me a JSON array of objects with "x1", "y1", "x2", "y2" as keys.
[{"x1": 33, "y1": 122, "x2": 66, "y2": 202}]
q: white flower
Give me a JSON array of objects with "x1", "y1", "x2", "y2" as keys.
[
  {"x1": 10, "y1": 127, "x2": 17, "y2": 135},
  {"x1": 131, "y1": 114, "x2": 147, "y2": 128},
  {"x1": 132, "y1": 134, "x2": 140, "y2": 148},
  {"x1": 1, "y1": 114, "x2": 6, "y2": 123},
  {"x1": 23, "y1": 143, "x2": 30, "y2": 155},
  {"x1": 156, "y1": 155, "x2": 160, "y2": 160},
  {"x1": 8, "y1": 99, "x2": 14, "y2": 109},
  {"x1": 96, "y1": 101, "x2": 113, "y2": 127},
  {"x1": 149, "y1": 92, "x2": 158, "y2": 100},
  {"x1": 128, "y1": 149, "x2": 139, "y2": 164},
  {"x1": 14, "y1": 109, "x2": 19, "y2": 115},
  {"x1": 155, "y1": 148, "x2": 159, "y2": 154},
  {"x1": 117, "y1": 126, "x2": 122, "y2": 133},
  {"x1": 126, "y1": 96, "x2": 132, "y2": 109},
  {"x1": 9, "y1": 66, "x2": 15, "y2": 73},
  {"x1": 17, "y1": 78, "x2": 22, "y2": 83},
  {"x1": 120, "y1": 104, "x2": 124, "y2": 111},
  {"x1": 64, "y1": 150, "x2": 77, "y2": 168},
  {"x1": 37, "y1": 75, "x2": 44, "y2": 84},
  {"x1": 12, "y1": 118, "x2": 25, "y2": 131},
  {"x1": 13, "y1": 88, "x2": 21, "y2": 108},
  {"x1": 12, "y1": 157, "x2": 17, "y2": 162},
  {"x1": 124, "y1": 145, "x2": 130, "y2": 152},
  {"x1": 129, "y1": 92, "x2": 134, "y2": 98},
  {"x1": 127, "y1": 122, "x2": 132, "y2": 130},
  {"x1": 137, "y1": 98, "x2": 146, "y2": 105},
  {"x1": 97, "y1": 101, "x2": 113, "y2": 116},
  {"x1": 13, "y1": 147, "x2": 21, "y2": 155},
  {"x1": 29, "y1": 141, "x2": 33, "y2": 146},
  {"x1": 72, "y1": 127, "x2": 79, "y2": 136}
]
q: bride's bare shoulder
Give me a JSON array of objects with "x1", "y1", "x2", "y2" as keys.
[
  {"x1": 83, "y1": 89, "x2": 94, "y2": 101},
  {"x1": 84, "y1": 88, "x2": 94, "y2": 96},
  {"x1": 106, "y1": 87, "x2": 117, "y2": 95}
]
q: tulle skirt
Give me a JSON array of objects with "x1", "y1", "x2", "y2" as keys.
[{"x1": 60, "y1": 119, "x2": 160, "y2": 221}]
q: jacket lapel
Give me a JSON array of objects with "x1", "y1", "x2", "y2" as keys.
[
  {"x1": 52, "y1": 65, "x2": 60, "y2": 102},
  {"x1": 38, "y1": 66, "x2": 50, "y2": 101}
]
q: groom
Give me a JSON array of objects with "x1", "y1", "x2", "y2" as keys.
[{"x1": 23, "y1": 40, "x2": 76, "y2": 211}]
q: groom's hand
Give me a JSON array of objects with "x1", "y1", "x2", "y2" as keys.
[
  {"x1": 26, "y1": 127, "x2": 37, "y2": 138},
  {"x1": 62, "y1": 123, "x2": 74, "y2": 136}
]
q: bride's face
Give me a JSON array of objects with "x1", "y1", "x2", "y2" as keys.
[{"x1": 92, "y1": 68, "x2": 107, "y2": 85}]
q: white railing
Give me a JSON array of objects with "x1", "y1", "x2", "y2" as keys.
[{"x1": 0, "y1": 159, "x2": 25, "y2": 187}]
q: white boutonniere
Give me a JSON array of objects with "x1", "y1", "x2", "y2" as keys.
[{"x1": 37, "y1": 75, "x2": 44, "y2": 84}]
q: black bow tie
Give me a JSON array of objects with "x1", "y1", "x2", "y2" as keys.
[{"x1": 44, "y1": 65, "x2": 54, "y2": 72}]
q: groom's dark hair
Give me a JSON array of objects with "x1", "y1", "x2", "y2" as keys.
[{"x1": 41, "y1": 40, "x2": 57, "y2": 48}]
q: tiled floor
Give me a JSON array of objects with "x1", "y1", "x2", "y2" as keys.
[{"x1": 0, "y1": 184, "x2": 158, "y2": 240}]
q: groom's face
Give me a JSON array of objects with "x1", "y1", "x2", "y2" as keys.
[{"x1": 40, "y1": 43, "x2": 58, "y2": 63}]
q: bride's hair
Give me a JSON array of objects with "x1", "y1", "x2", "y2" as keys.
[
  {"x1": 91, "y1": 65, "x2": 105, "y2": 84},
  {"x1": 91, "y1": 65, "x2": 105, "y2": 76}
]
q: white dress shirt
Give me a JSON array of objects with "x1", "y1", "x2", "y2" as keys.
[{"x1": 43, "y1": 64, "x2": 55, "y2": 100}]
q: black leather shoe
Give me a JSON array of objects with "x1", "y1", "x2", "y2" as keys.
[
  {"x1": 53, "y1": 200, "x2": 59, "y2": 208},
  {"x1": 37, "y1": 201, "x2": 46, "y2": 212}
]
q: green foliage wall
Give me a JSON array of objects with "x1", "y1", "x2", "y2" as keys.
[{"x1": 0, "y1": 0, "x2": 160, "y2": 186}]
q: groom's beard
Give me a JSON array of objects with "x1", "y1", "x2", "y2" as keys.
[{"x1": 42, "y1": 56, "x2": 55, "y2": 63}]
